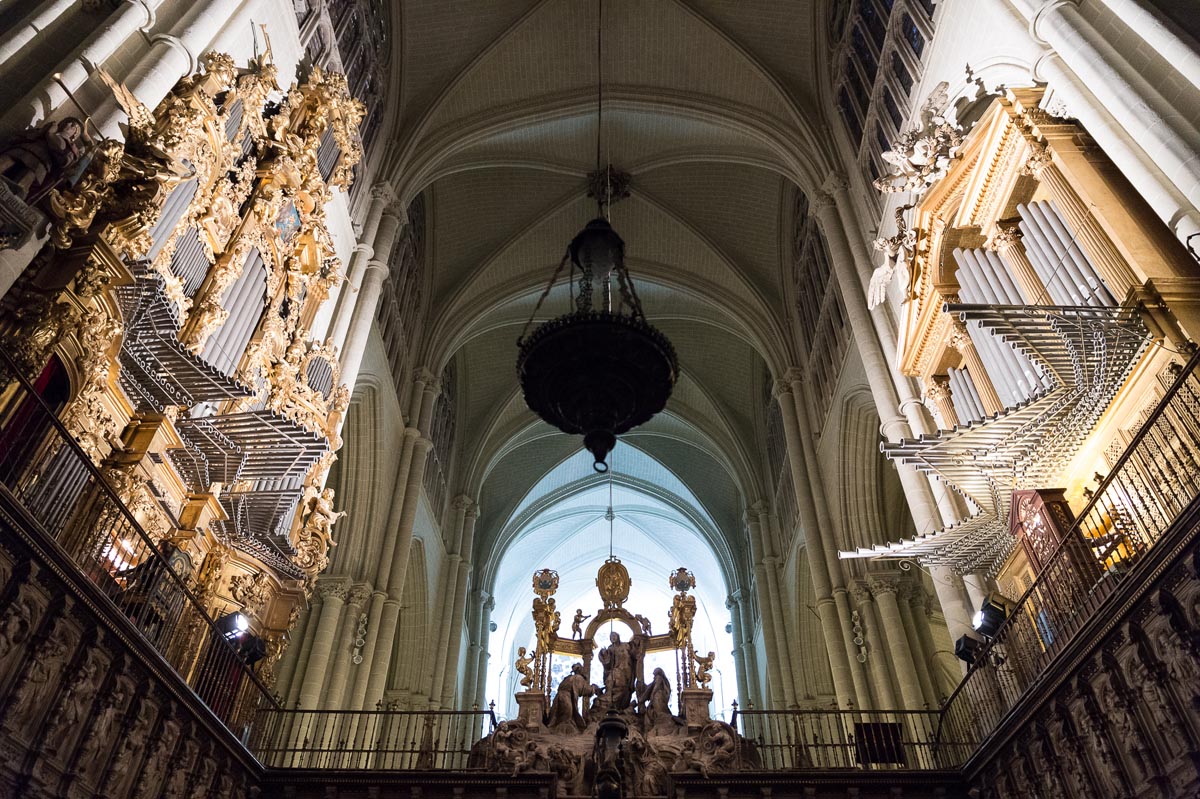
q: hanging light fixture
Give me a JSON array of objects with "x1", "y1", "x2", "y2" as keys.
[{"x1": 516, "y1": 0, "x2": 677, "y2": 473}]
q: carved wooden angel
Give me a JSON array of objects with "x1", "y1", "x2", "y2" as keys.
[
  {"x1": 514, "y1": 646, "x2": 535, "y2": 689},
  {"x1": 868, "y1": 204, "x2": 917, "y2": 309}
]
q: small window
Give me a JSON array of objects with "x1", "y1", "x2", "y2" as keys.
[
  {"x1": 876, "y1": 125, "x2": 891, "y2": 156},
  {"x1": 839, "y1": 88, "x2": 864, "y2": 143},
  {"x1": 883, "y1": 88, "x2": 903, "y2": 130},
  {"x1": 851, "y1": 27, "x2": 878, "y2": 81},
  {"x1": 859, "y1": 0, "x2": 886, "y2": 47},
  {"x1": 847, "y1": 65, "x2": 870, "y2": 113},
  {"x1": 891, "y1": 53, "x2": 914, "y2": 94},
  {"x1": 902, "y1": 14, "x2": 925, "y2": 56}
]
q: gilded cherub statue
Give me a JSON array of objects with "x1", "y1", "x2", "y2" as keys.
[
  {"x1": 515, "y1": 646, "x2": 535, "y2": 689},
  {"x1": 694, "y1": 651, "x2": 715, "y2": 689}
]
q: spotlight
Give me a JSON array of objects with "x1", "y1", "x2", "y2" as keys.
[
  {"x1": 217, "y1": 611, "x2": 251, "y2": 639},
  {"x1": 955, "y1": 634, "x2": 983, "y2": 665},
  {"x1": 972, "y1": 594, "x2": 1012, "y2": 639}
]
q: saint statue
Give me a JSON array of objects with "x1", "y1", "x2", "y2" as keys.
[
  {"x1": 0, "y1": 118, "x2": 86, "y2": 202},
  {"x1": 547, "y1": 662, "x2": 593, "y2": 732},
  {"x1": 598, "y1": 631, "x2": 643, "y2": 711},
  {"x1": 639, "y1": 667, "x2": 678, "y2": 734}
]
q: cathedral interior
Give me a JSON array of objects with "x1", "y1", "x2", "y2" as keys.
[{"x1": 1, "y1": 0, "x2": 1200, "y2": 797}]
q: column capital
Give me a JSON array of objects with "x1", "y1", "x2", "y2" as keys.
[
  {"x1": 849, "y1": 580, "x2": 873, "y2": 605},
  {"x1": 782, "y1": 366, "x2": 805, "y2": 385},
  {"x1": 451, "y1": 494, "x2": 475, "y2": 512},
  {"x1": 923, "y1": 377, "x2": 951, "y2": 402},
  {"x1": 370, "y1": 183, "x2": 398, "y2": 204},
  {"x1": 748, "y1": 499, "x2": 769, "y2": 516},
  {"x1": 946, "y1": 320, "x2": 972, "y2": 354},
  {"x1": 414, "y1": 365, "x2": 441, "y2": 388},
  {"x1": 821, "y1": 172, "x2": 850, "y2": 195},
  {"x1": 316, "y1": 577, "x2": 350, "y2": 602},
  {"x1": 988, "y1": 223, "x2": 1023, "y2": 252},
  {"x1": 868, "y1": 574, "x2": 901, "y2": 596},
  {"x1": 1019, "y1": 140, "x2": 1054, "y2": 178},
  {"x1": 771, "y1": 378, "x2": 794, "y2": 400},
  {"x1": 347, "y1": 582, "x2": 373, "y2": 607}
]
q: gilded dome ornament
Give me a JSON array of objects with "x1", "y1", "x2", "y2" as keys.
[
  {"x1": 595, "y1": 557, "x2": 631, "y2": 610},
  {"x1": 532, "y1": 568, "x2": 559, "y2": 599}
]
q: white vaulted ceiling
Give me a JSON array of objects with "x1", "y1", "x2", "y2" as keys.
[{"x1": 368, "y1": 0, "x2": 844, "y2": 580}]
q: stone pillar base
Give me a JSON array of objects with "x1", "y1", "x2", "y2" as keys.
[
  {"x1": 679, "y1": 688, "x2": 713, "y2": 732},
  {"x1": 515, "y1": 691, "x2": 547, "y2": 731}
]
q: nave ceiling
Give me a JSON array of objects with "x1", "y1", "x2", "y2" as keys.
[{"x1": 353, "y1": 0, "x2": 848, "y2": 577}]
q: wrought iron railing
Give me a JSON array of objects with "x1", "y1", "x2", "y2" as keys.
[
  {"x1": 248, "y1": 708, "x2": 498, "y2": 769},
  {"x1": 732, "y1": 708, "x2": 970, "y2": 771},
  {"x1": 938, "y1": 348, "x2": 1200, "y2": 747},
  {"x1": 0, "y1": 347, "x2": 280, "y2": 735}
]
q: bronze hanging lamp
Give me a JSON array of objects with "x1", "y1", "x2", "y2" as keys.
[{"x1": 515, "y1": 0, "x2": 677, "y2": 472}]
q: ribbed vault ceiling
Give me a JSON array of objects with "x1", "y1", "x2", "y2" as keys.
[{"x1": 373, "y1": 0, "x2": 842, "y2": 571}]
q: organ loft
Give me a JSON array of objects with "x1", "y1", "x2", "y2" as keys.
[{"x1": 0, "y1": 1, "x2": 1199, "y2": 798}]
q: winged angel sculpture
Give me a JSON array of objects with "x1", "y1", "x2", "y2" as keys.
[{"x1": 867, "y1": 82, "x2": 963, "y2": 308}]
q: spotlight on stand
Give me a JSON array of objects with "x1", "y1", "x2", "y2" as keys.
[
  {"x1": 955, "y1": 634, "x2": 983, "y2": 665},
  {"x1": 972, "y1": 593, "x2": 1014, "y2": 640},
  {"x1": 216, "y1": 611, "x2": 267, "y2": 666}
]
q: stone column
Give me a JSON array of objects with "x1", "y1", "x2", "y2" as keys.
[
  {"x1": 275, "y1": 602, "x2": 312, "y2": 703},
  {"x1": 94, "y1": 0, "x2": 246, "y2": 136},
  {"x1": 320, "y1": 583, "x2": 372, "y2": 709},
  {"x1": 0, "y1": 0, "x2": 87, "y2": 69},
  {"x1": 907, "y1": 583, "x2": 947, "y2": 704},
  {"x1": 815, "y1": 195, "x2": 977, "y2": 647},
  {"x1": 1013, "y1": 0, "x2": 1200, "y2": 242},
  {"x1": 726, "y1": 593, "x2": 753, "y2": 709},
  {"x1": 329, "y1": 187, "x2": 394, "y2": 351},
  {"x1": 472, "y1": 595, "x2": 495, "y2": 711},
  {"x1": 746, "y1": 510, "x2": 794, "y2": 707},
  {"x1": 772, "y1": 379, "x2": 860, "y2": 709},
  {"x1": 430, "y1": 497, "x2": 470, "y2": 704},
  {"x1": 849, "y1": 582, "x2": 896, "y2": 709},
  {"x1": 284, "y1": 597, "x2": 320, "y2": 707},
  {"x1": 297, "y1": 579, "x2": 349, "y2": 710},
  {"x1": 947, "y1": 322, "x2": 1003, "y2": 417},
  {"x1": 1096, "y1": 0, "x2": 1200, "y2": 92},
  {"x1": 783, "y1": 370, "x2": 872, "y2": 707},
  {"x1": 462, "y1": 589, "x2": 487, "y2": 709},
  {"x1": 3, "y1": 0, "x2": 156, "y2": 133},
  {"x1": 337, "y1": 210, "x2": 400, "y2": 393},
  {"x1": 989, "y1": 225, "x2": 1047, "y2": 304},
  {"x1": 362, "y1": 375, "x2": 440, "y2": 712},
  {"x1": 896, "y1": 582, "x2": 939, "y2": 709},
  {"x1": 869, "y1": 576, "x2": 926, "y2": 710},
  {"x1": 923, "y1": 377, "x2": 959, "y2": 430},
  {"x1": 440, "y1": 504, "x2": 479, "y2": 707}
]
